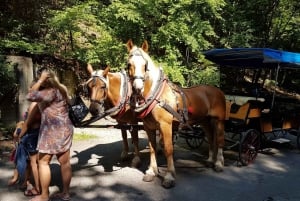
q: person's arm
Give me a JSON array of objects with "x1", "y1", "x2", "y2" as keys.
[
  {"x1": 29, "y1": 71, "x2": 49, "y2": 92},
  {"x1": 13, "y1": 121, "x2": 23, "y2": 143},
  {"x1": 18, "y1": 102, "x2": 38, "y2": 140}
]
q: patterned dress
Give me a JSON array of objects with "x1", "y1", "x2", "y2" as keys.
[{"x1": 27, "y1": 88, "x2": 73, "y2": 154}]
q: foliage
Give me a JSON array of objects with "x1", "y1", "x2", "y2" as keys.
[
  {"x1": 100, "y1": 0, "x2": 225, "y2": 85},
  {"x1": 0, "y1": 56, "x2": 17, "y2": 104},
  {"x1": 1, "y1": 0, "x2": 300, "y2": 87}
]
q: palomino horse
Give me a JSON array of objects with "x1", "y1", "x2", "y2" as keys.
[
  {"x1": 126, "y1": 39, "x2": 226, "y2": 188},
  {"x1": 86, "y1": 64, "x2": 142, "y2": 167}
]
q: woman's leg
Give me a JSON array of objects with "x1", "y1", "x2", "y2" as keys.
[
  {"x1": 36, "y1": 153, "x2": 52, "y2": 200},
  {"x1": 56, "y1": 150, "x2": 72, "y2": 196},
  {"x1": 8, "y1": 168, "x2": 19, "y2": 186},
  {"x1": 21, "y1": 164, "x2": 32, "y2": 190}
]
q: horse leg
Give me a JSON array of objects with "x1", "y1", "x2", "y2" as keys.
[
  {"x1": 120, "y1": 128, "x2": 130, "y2": 161},
  {"x1": 130, "y1": 128, "x2": 141, "y2": 168},
  {"x1": 156, "y1": 129, "x2": 164, "y2": 154},
  {"x1": 202, "y1": 125, "x2": 215, "y2": 168},
  {"x1": 160, "y1": 123, "x2": 176, "y2": 188},
  {"x1": 143, "y1": 128, "x2": 159, "y2": 182},
  {"x1": 212, "y1": 118, "x2": 225, "y2": 172}
]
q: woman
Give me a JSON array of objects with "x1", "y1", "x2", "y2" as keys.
[
  {"x1": 18, "y1": 101, "x2": 41, "y2": 196},
  {"x1": 27, "y1": 68, "x2": 73, "y2": 201}
]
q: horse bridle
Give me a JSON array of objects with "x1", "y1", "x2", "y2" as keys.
[
  {"x1": 85, "y1": 71, "x2": 108, "y2": 105},
  {"x1": 127, "y1": 48, "x2": 148, "y2": 81}
]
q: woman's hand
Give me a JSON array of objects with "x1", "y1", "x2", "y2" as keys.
[
  {"x1": 39, "y1": 71, "x2": 50, "y2": 83},
  {"x1": 30, "y1": 70, "x2": 50, "y2": 91}
]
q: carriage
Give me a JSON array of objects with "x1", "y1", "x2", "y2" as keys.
[
  {"x1": 187, "y1": 48, "x2": 300, "y2": 163},
  {"x1": 73, "y1": 43, "x2": 300, "y2": 188}
]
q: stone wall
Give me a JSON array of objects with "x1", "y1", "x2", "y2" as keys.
[{"x1": 4, "y1": 56, "x2": 33, "y2": 124}]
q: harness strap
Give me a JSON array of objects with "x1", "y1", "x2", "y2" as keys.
[
  {"x1": 158, "y1": 100, "x2": 183, "y2": 122},
  {"x1": 136, "y1": 79, "x2": 167, "y2": 118},
  {"x1": 133, "y1": 68, "x2": 165, "y2": 113},
  {"x1": 112, "y1": 71, "x2": 132, "y2": 119},
  {"x1": 176, "y1": 85, "x2": 189, "y2": 123},
  {"x1": 105, "y1": 70, "x2": 130, "y2": 118},
  {"x1": 159, "y1": 84, "x2": 191, "y2": 129}
]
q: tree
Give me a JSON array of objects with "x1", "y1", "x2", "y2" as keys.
[{"x1": 0, "y1": 56, "x2": 17, "y2": 105}]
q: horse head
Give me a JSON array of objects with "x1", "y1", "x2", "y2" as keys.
[
  {"x1": 126, "y1": 39, "x2": 152, "y2": 95},
  {"x1": 85, "y1": 64, "x2": 108, "y2": 116}
]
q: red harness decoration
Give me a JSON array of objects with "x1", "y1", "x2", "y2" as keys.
[
  {"x1": 188, "y1": 106, "x2": 194, "y2": 114},
  {"x1": 137, "y1": 78, "x2": 167, "y2": 118}
]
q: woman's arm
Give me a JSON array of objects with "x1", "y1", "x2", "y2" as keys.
[
  {"x1": 13, "y1": 121, "x2": 24, "y2": 143},
  {"x1": 18, "y1": 102, "x2": 39, "y2": 139},
  {"x1": 30, "y1": 71, "x2": 50, "y2": 92}
]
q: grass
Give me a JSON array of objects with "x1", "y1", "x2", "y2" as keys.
[{"x1": 73, "y1": 132, "x2": 98, "y2": 141}]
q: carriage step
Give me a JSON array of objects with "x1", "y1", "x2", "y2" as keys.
[{"x1": 271, "y1": 138, "x2": 290, "y2": 144}]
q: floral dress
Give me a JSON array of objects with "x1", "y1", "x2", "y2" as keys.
[{"x1": 27, "y1": 88, "x2": 73, "y2": 154}]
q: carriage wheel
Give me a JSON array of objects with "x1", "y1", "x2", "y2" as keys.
[
  {"x1": 239, "y1": 129, "x2": 260, "y2": 166},
  {"x1": 185, "y1": 127, "x2": 205, "y2": 149}
]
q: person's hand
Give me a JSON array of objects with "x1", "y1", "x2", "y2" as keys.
[
  {"x1": 39, "y1": 71, "x2": 50, "y2": 83},
  {"x1": 13, "y1": 133, "x2": 18, "y2": 143},
  {"x1": 17, "y1": 136, "x2": 21, "y2": 143}
]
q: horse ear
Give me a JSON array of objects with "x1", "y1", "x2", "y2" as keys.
[
  {"x1": 126, "y1": 39, "x2": 134, "y2": 52},
  {"x1": 103, "y1": 65, "x2": 110, "y2": 77},
  {"x1": 87, "y1": 63, "x2": 93, "y2": 75},
  {"x1": 141, "y1": 40, "x2": 149, "y2": 52}
]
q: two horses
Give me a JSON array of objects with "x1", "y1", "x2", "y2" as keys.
[{"x1": 86, "y1": 40, "x2": 226, "y2": 188}]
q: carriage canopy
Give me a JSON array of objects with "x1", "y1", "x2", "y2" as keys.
[
  {"x1": 203, "y1": 48, "x2": 300, "y2": 69},
  {"x1": 204, "y1": 48, "x2": 300, "y2": 109}
]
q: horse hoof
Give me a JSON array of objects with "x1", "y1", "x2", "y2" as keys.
[
  {"x1": 131, "y1": 156, "x2": 141, "y2": 168},
  {"x1": 162, "y1": 179, "x2": 175, "y2": 189},
  {"x1": 143, "y1": 174, "x2": 155, "y2": 182},
  {"x1": 214, "y1": 165, "x2": 224, "y2": 172}
]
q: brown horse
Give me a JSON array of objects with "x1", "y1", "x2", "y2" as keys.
[
  {"x1": 86, "y1": 64, "x2": 142, "y2": 167},
  {"x1": 126, "y1": 39, "x2": 226, "y2": 188}
]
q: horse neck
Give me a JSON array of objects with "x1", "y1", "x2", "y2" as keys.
[{"x1": 107, "y1": 72, "x2": 123, "y2": 106}]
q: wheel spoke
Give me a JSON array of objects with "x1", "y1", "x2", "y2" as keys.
[{"x1": 240, "y1": 129, "x2": 260, "y2": 166}]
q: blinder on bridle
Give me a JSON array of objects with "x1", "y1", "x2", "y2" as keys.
[
  {"x1": 85, "y1": 71, "x2": 108, "y2": 105},
  {"x1": 127, "y1": 48, "x2": 148, "y2": 81}
]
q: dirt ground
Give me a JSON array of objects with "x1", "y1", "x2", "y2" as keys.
[{"x1": 0, "y1": 132, "x2": 15, "y2": 163}]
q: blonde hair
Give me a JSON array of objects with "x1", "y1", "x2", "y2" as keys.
[{"x1": 47, "y1": 70, "x2": 70, "y2": 103}]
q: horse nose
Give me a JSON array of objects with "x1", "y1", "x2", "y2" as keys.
[
  {"x1": 89, "y1": 102, "x2": 105, "y2": 117},
  {"x1": 133, "y1": 87, "x2": 142, "y2": 95},
  {"x1": 133, "y1": 79, "x2": 144, "y2": 93},
  {"x1": 89, "y1": 103, "x2": 100, "y2": 116}
]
